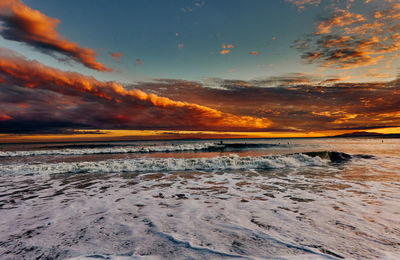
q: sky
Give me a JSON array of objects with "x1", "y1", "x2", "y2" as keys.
[{"x1": 0, "y1": 0, "x2": 400, "y2": 142}]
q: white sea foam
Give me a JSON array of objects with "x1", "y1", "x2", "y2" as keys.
[
  {"x1": 0, "y1": 154, "x2": 329, "y2": 175},
  {"x1": 0, "y1": 143, "x2": 219, "y2": 157},
  {"x1": 2, "y1": 138, "x2": 399, "y2": 259}
]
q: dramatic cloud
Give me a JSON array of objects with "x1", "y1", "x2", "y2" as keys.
[
  {"x1": 130, "y1": 76, "x2": 400, "y2": 133},
  {"x1": 1, "y1": 47, "x2": 399, "y2": 134},
  {"x1": 0, "y1": 0, "x2": 111, "y2": 71},
  {"x1": 0, "y1": 48, "x2": 271, "y2": 133},
  {"x1": 295, "y1": 2, "x2": 400, "y2": 70}
]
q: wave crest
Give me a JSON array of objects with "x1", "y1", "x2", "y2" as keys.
[
  {"x1": 0, "y1": 153, "x2": 330, "y2": 175},
  {"x1": 0, "y1": 143, "x2": 218, "y2": 157}
]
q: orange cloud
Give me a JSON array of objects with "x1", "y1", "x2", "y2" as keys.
[
  {"x1": 0, "y1": 48, "x2": 272, "y2": 132},
  {"x1": 110, "y1": 51, "x2": 123, "y2": 62},
  {"x1": 220, "y1": 43, "x2": 234, "y2": 55},
  {"x1": 220, "y1": 49, "x2": 231, "y2": 55},
  {"x1": 136, "y1": 59, "x2": 142, "y2": 65},
  {"x1": 285, "y1": 0, "x2": 321, "y2": 10},
  {"x1": 363, "y1": 69, "x2": 391, "y2": 79},
  {"x1": 222, "y1": 44, "x2": 234, "y2": 49},
  {"x1": 131, "y1": 76, "x2": 400, "y2": 133},
  {"x1": 17, "y1": 103, "x2": 29, "y2": 109},
  {"x1": 249, "y1": 51, "x2": 259, "y2": 55},
  {"x1": 0, "y1": 0, "x2": 111, "y2": 71},
  {"x1": 315, "y1": 10, "x2": 366, "y2": 34},
  {"x1": 295, "y1": 4, "x2": 400, "y2": 70},
  {"x1": 0, "y1": 114, "x2": 12, "y2": 121}
]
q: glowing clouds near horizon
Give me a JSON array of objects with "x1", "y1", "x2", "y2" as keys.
[
  {"x1": 129, "y1": 76, "x2": 400, "y2": 133},
  {"x1": 0, "y1": 48, "x2": 272, "y2": 133},
  {"x1": 0, "y1": 0, "x2": 111, "y2": 71}
]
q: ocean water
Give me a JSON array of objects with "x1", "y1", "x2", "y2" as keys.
[{"x1": 0, "y1": 138, "x2": 399, "y2": 260}]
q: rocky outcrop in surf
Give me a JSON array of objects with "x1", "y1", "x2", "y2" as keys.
[
  {"x1": 302, "y1": 151, "x2": 352, "y2": 163},
  {"x1": 298, "y1": 151, "x2": 374, "y2": 163}
]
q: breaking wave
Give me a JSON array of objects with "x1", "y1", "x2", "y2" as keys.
[
  {"x1": 0, "y1": 153, "x2": 332, "y2": 175},
  {"x1": 0, "y1": 143, "x2": 218, "y2": 157},
  {"x1": 0, "y1": 142, "x2": 286, "y2": 157}
]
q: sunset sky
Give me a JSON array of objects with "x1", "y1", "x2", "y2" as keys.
[{"x1": 0, "y1": 0, "x2": 400, "y2": 142}]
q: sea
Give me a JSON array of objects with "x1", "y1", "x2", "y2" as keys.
[{"x1": 0, "y1": 138, "x2": 399, "y2": 260}]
